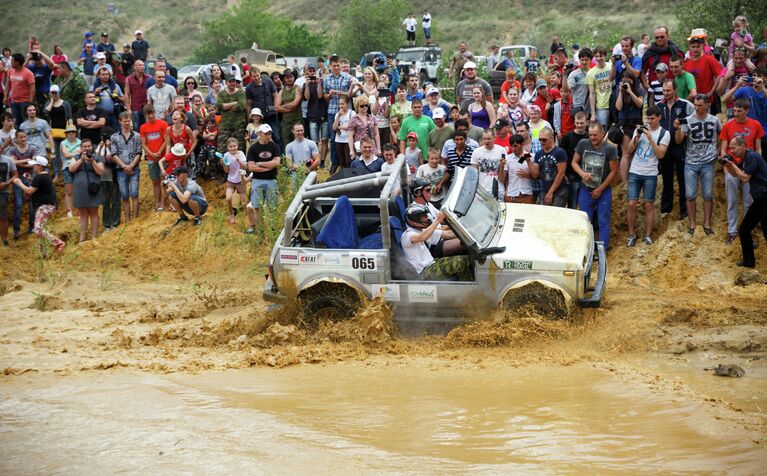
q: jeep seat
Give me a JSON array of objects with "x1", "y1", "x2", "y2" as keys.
[{"x1": 316, "y1": 195, "x2": 359, "y2": 249}]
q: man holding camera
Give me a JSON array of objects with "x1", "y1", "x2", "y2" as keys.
[
  {"x1": 167, "y1": 165, "x2": 207, "y2": 226},
  {"x1": 721, "y1": 68, "x2": 767, "y2": 153},
  {"x1": 25, "y1": 50, "x2": 55, "y2": 110},
  {"x1": 719, "y1": 98, "x2": 764, "y2": 244},
  {"x1": 658, "y1": 79, "x2": 693, "y2": 220},
  {"x1": 675, "y1": 94, "x2": 721, "y2": 236},
  {"x1": 499, "y1": 133, "x2": 535, "y2": 203},
  {"x1": 721, "y1": 136, "x2": 767, "y2": 268}
]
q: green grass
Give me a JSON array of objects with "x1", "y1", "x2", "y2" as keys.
[{"x1": 2, "y1": 0, "x2": 677, "y2": 65}]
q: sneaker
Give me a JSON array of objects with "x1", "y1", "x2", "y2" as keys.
[
  {"x1": 627, "y1": 234, "x2": 637, "y2": 247},
  {"x1": 173, "y1": 215, "x2": 189, "y2": 227},
  {"x1": 66, "y1": 211, "x2": 73, "y2": 218},
  {"x1": 103, "y1": 226, "x2": 111, "y2": 233},
  {"x1": 244, "y1": 227, "x2": 255, "y2": 234},
  {"x1": 726, "y1": 234, "x2": 737, "y2": 245},
  {"x1": 228, "y1": 215, "x2": 236, "y2": 225},
  {"x1": 736, "y1": 260, "x2": 755, "y2": 268},
  {"x1": 644, "y1": 236, "x2": 653, "y2": 245},
  {"x1": 193, "y1": 217, "x2": 202, "y2": 226}
]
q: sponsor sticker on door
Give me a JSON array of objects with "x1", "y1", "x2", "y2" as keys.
[
  {"x1": 371, "y1": 284, "x2": 400, "y2": 301},
  {"x1": 408, "y1": 284, "x2": 437, "y2": 303},
  {"x1": 279, "y1": 252, "x2": 299, "y2": 265},
  {"x1": 503, "y1": 260, "x2": 533, "y2": 270}
]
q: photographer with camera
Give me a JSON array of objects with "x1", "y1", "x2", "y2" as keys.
[
  {"x1": 166, "y1": 166, "x2": 207, "y2": 227},
  {"x1": 24, "y1": 49, "x2": 55, "y2": 111},
  {"x1": 615, "y1": 71, "x2": 645, "y2": 182},
  {"x1": 499, "y1": 133, "x2": 535, "y2": 204},
  {"x1": 69, "y1": 138, "x2": 104, "y2": 242},
  {"x1": 675, "y1": 94, "x2": 721, "y2": 236},
  {"x1": 721, "y1": 69, "x2": 767, "y2": 151},
  {"x1": 95, "y1": 126, "x2": 120, "y2": 231},
  {"x1": 720, "y1": 136, "x2": 767, "y2": 267}
]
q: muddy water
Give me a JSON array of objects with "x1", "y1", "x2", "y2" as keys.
[{"x1": 2, "y1": 362, "x2": 764, "y2": 474}]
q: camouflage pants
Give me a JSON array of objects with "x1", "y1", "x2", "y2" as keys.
[
  {"x1": 217, "y1": 126, "x2": 246, "y2": 153},
  {"x1": 421, "y1": 256, "x2": 473, "y2": 281}
]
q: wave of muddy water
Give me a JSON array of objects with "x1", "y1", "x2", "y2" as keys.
[{"x1": 0, "y1": 262, "x2": 765, "y2": 472}]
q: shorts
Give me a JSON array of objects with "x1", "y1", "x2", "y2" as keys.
[
  {"x1": 627, "y1": 172, "x2": 657, "y2": 202},
  {"x1": 117, "y1": 169, "x2": 140, "y2": 200},
  {"x1": 62, "y1": 167, "x2": 74, "y2": 184},
  {"x1": 170, "y1": 192, "x2": 208, "y2": 216},
  {"x1": 684, "y1": 161, "x2": 714, "y2": 201},
  {"x1": 621, "y1": 120, "x2": 641, "y2": 138},
  {"x1": 148, "y1": 160, "x2": 162, "y2": 181},
  {"x1": 428, "y1": 239, "x2": 446, "y2": 258},
  {"x1": 249, "y1": 178, "x2": 278, "y2": 209},
  {"x1": 407, "y1": 30, "x2": 416, "y2": 41},
  {"x1": 226, "y1": 180, "x2": 246, "y2": 194},
  {"x1": 0, "y1": 193, "x2": 9, "y2": 218},
  {"x1": 309, "y1": 120, "x2": 329, "y2": 141}
]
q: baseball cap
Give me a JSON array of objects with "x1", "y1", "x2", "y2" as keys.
[
  {"x1": 101, "y1": 32, "x2": 109, "y2": 37},
  {"x1": 426, "y1": 86, "x2": 439, "y2": 96},
  {"x1": 170, "y1": 143, "x2": 187, "y2": 156},
  {"x1": 134, "y1": 30, "x2": 143, "y2": 35},
  {"x1": 306, "y1": 63, "x2": 317, "y2": 70},
  {"x1": 406, "y1": 131, "x2": 418, "y2": 140},
  {"x1": 535, "y1": 79, "x2": 548, "y2": 89},
  {"x1": 84, "y1": 31, "x2": 93, "y2": 38},
  {"x1": 463, "y1": 61, "x2": 477, "y2": 69},
  {"x1": 250, "y1": 108, "x2": 263, "y2": 117},
  {"x1": 494, "y1": 118, "x2": 509, "y2": 129},
  {"x1": 95, "y1": 52, "x2": 106, "y2": 60},
  {"x1": 225, "y1": 72, "x2": 237, "y2": 81},
  {"x1": 655, "y1": 63, "x2": 669, "y2": 72},
  {"x1": 258, "y1": 124, "x2": 272, "y2": 134},
  {"x1": 28, "y1": 156, "x2": 49, "y2": 167},
  {"x1": 572, "y1": 44, "x2": 580, "y2": 49},
  {"x1": 123, "y1": 43, "x2": 130, "y2": 48},
  {"x1": 49, "y1": 85, "x2": 60, "y2": 94},
  {"x1": 431, "y1": 108, "x2": 446, "y2": 119}
]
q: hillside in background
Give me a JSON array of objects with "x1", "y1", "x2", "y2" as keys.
[{"x1": 1, "y1": 0, "x2": 676, "y2": 64}]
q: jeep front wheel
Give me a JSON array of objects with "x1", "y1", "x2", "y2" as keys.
[{"x1": 502, "y1": 282, "x2": 569, "y2": 319}]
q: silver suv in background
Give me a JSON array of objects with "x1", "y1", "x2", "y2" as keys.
[{"x1": 395, "y1": 46, "x2": 442, "y2": 84}]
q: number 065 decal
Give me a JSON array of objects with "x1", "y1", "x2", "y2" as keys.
[{"x1": 350, "y1": 253, "x2": 377, "y2": 270}]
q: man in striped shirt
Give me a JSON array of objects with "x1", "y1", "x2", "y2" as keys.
[{"x1": 435, "y1": 130, "x2": 474, "y2": 194}]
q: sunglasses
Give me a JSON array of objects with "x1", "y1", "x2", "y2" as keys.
[
  {"x1": 359, "y1": 104, "x2": 369, "y2": 108},
  {"x1": 655, "y1": 35, "x2": 666, "y2": 39}
]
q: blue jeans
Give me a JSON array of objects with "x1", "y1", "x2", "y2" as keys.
[
  {"x1": 327, "y1": 119, "x2": 338, "y2": 167},
  {"x1": 13, "y1": 178, "x2": 34, "y2": 234},
  {"x1": 595, "y1": 108, "x2": 609, "y2": 127},
  {"x1": 578, "y1": 186, "x2": 613, "y2": 249},
  {"x1": 684, "y1": 161, "x2": 714, "y2": 201},
  {"x1": 11, "y1": 102, "x2": 30, "y2": 128},
  {"x1": 117, "y1": 169, "x2": 140, "y2": 200},
  {"x1": 169, "y1": 192, "x2": 208, "y2": 216},
  {"x1": 131, "y1": 110, "x2": 146, "y2": 132},
  {"x1": 567, "y1": 179, "x2": 581, "y2": 209},
  {"x1": 627, "y1": 173, "x2": 658, "y2": 202}
]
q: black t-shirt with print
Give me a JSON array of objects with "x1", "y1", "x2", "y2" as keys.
[
  {"x1": 77, "y1": 107, "x2": 106, "y2": 144},
  {"x1": 247, "y1": 140, "x2": 281, "y2": 180}
]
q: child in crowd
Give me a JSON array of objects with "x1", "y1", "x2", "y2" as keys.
[
  {"x1": 222, "y1": 138, "x2": 249, "y2": 225},
  {"x1": 388, "y1": 114, "x2": 402, "y2": 147},
  {"x1": 403, "y1": 132, "x2": 421, "y2": 174},
  {"x1": 245, "y1": 108, "x2": 263, "y2": 151},
  {"x1": 200, "y1": 116, "x2": 219, "y2": 179},
  {"x1": 416, "y1": 148, "x2": 447, "y2": 207}
]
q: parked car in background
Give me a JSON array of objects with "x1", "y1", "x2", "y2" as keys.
[
  {"x1": 395, "y1": 46, "x2": 441, "y2": 84},
  {"x1": 177, "y1": 64, "x2": 206, "y2": 85},
  {"x1": 488, "y1": 44, "x2": 536, "y2": 97},
  {"x1": 234, "y1": 45, "x2": 288, "y2": 75}
]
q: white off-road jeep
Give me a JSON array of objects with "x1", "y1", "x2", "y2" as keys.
[{"x1": 264, "y1": 157, "x2": 606, "y2": 333}]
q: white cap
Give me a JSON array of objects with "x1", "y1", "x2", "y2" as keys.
[
  {"x1": 463, "y1": 61, "x2": 477, "y2": 69},
  {"x1": 431, "y1": 108, "x2": 446, "y2": 119},
  {"x1": 49, "y1": 85, "x2": 60, "y2": 93},
  {"x1": 258, "y1": 124, "x2": 272, "y2": 134},
  {"x1": 170, "y1": 143, "x2": 187, "y2": 156},
  {"x1": 134, "y1": 30, "x2": 143, "y2": 35},
  {"x1": 250, "y1": 107, "x2": 263, "y2": 117},
  {"x1": 426, "y1": 87, "x2": 439, "y2": 96},
  {"x1": 95, "y1": 52, "x2": 106, "y2": 60},
  {"x1": 29, "y1": 156, "x2": 49, "y2": 167}
]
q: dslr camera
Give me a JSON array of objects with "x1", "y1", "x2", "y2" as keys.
[
  {"x1": 162, "y1": 174, "x2": 176, "y2": 185},
  {"x1": 621, "y1": 83, "x2": 629, "y2": 91}
]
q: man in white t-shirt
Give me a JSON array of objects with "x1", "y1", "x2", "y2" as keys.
[
  {"x1": 147, "y1": 71, "x2": 176, "y2": 117},
  {"x1": 470, "y1": 129, "x2": 507, "y2": 200},
  {"x1": 499, "y1": 133, "x2": 535, "y2": 203},
  {"x1": 402, "y1": 14, "x2": 417, "y2": 46},
  {"x1": 401, "y1": 204, "x2": 472, "y2": 280},
  {"x1": 625, "y1": 105, "x2": 670, "y2": 246}
]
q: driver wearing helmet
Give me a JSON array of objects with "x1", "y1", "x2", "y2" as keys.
[
  {"x1": 411, "y1": 178, "x2": 466, "y2": 257},
  {"x1": 402, "y1": 203, "x2": 473, "y2": 281}
]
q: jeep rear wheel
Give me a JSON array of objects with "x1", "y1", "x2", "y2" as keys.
[
  {"x1": 502, "y1": 282, "x2": 569, "y2": 319},
  {"x1": 299, "y1": 283, "x2": 360, "y2": 328}
]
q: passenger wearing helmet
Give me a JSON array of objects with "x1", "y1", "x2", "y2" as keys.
[
  {"x1": 402, "y1": 203, "x2": 472, "y2": 281},
  {"x1": 411, "y1": 178, "x2": 466, "y2": 257}
]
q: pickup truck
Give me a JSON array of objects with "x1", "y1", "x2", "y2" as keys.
[{"x1": 263, "y1": 157, "x2": 606, "y2": 333}]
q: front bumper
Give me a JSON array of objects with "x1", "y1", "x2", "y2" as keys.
[{"x1": 579, "y1": 241, "x2": 606, "y2": 307}]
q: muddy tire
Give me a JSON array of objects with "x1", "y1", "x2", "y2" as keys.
[
  {"x1": 299, "y1": 282, "x2": 360, "y2": 328},
  {"x1": 502, "y1": 282, "x2": 569, "y2": 319}
]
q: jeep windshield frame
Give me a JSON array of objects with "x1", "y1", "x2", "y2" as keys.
[{"x1": 443, "y1": 167, "x2": 501, "y2": 251}]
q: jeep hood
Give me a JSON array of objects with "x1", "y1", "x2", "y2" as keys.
[{"x1": 489, "y1": 204, "x2": 592, "y2": 271}]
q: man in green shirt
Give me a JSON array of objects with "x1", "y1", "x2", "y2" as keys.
[
  {"x1": 54, "y1": 61, "x2": 87, "y2": 113},
  {"x1": 427, "y1": 108, "x2": 454, "y2": 154},
  {"x1": 669, "y1": 56, "x2": 697, "y2": 101},
  {"x1": 216, "y1": 73, "x2": 247, "y2": 152},
  {"x1": 398, "y1": 98, "x2": 435, "y2": 163}
]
